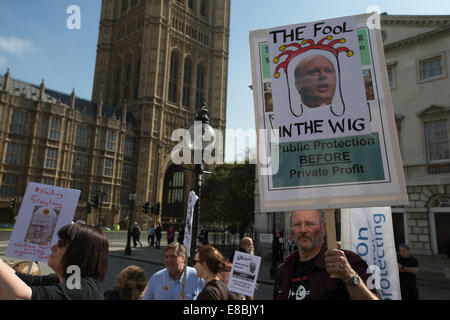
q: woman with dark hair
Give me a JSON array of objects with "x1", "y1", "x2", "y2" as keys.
[
  {"x1": 194, "y1": 245, "x2": 237, "y2": 300},
  {"x1": 0, "y1": 223, "x2": 109, "y2": 300}
]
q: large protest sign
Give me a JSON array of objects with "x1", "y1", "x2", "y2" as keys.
[
  {"x1": 249, "y1": 13, "x2": 408, "y2": 211},
  {"x1": 341, "y1": 207, "x2": 401, "y2": 300},
  {"x1": 6, "y1": 183, "x2": 80, "y2": 262}
]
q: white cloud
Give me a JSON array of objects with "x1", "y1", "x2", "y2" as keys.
[{"x1": 0, "y1": 37, "x2": 37, "y2": 55}]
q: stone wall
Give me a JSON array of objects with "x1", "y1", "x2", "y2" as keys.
[{"x1": 405, "y1": 184, "x2": 450, "y2": 255}]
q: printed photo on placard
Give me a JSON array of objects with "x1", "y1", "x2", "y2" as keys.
[
  {"x1": 24, "y1": 206, "x2": 60, "y2": 246},
  {"x1": 264, "y1": 82, "x2": 273, "y2": 113},
  {"x1": 268, "y1": 15, "x2": 370, "y2": 142},
  {"x1": 6, "y1": 182, "x2": 80, "y2": 262}
]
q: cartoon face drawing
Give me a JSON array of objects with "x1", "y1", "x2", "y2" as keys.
[{"x1": 296, "y1": 285, "x2": 308, "y2": 300}]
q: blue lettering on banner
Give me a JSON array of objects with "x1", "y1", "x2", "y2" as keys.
[
  {"x1": 381, "y1": 278, "x2": 390, "y2": 290},
  {"x1": 354, "y1": 212, "x2": 395, "y2": 299},
  {"x1": 356, "y1": 242, "x2": 368, "y2": 257},
  {"x1": 358, "y1": 227, "x2": 368, "y2": 240}
]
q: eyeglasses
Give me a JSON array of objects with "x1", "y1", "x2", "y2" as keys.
[
  {"x1": 194, "y1": 260, "x2": 202, "y2": 264},
  {"x1": 57, "y1": 239, "x2": 70, "y2": 248},
  {"x1": 290, "y1": 222, "x2": 318, "y2": 230}
]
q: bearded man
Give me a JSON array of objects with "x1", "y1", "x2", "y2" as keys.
[{"x1": 273, "y1": 210, "x2": 380, "y2": 300}]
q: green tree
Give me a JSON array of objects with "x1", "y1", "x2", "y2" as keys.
[{"x1": 200, "y1": 163, "x2": 255, "y2": 238}]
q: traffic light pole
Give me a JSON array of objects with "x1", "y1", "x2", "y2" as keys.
[
  {"x1": 9, "y1": 198, "x2": 16, "y2": 210},
  {"x1": 97, "y1": 191, "x2": 106, "y2": 229},
  {"x1": 125, "y1": 193, "x2": 136, "y2": 256}
]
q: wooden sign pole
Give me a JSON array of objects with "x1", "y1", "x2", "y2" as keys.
[
  {"x1": 178, "y1": 259, "x2": 188, "y2": 300},
  {"x1": 325, "y1": 209, "x2": 338, "y2": 278},
  {"x1": 325, "y1": 209, "x2": 337, "y2": 250}
]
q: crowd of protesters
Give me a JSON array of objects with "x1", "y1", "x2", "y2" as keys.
[{"x1": 0, "y1": 213, "x2": 422, "y2": 300}]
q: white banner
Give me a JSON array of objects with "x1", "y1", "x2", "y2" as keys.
[
  {"x1": 341, "y1": 207, "x2": 401, "y2": 300},
  {"x1": 183, "y1": 191, "x2": 198, "y2": 257}
]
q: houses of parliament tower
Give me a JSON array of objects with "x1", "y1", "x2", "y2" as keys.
[{"x1": 0, "y1": 0, "x2": 230, "y2": 228}]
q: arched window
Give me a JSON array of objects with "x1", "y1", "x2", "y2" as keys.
[
  {"x1": 182, "y1": 59, "x2": 192, "y2": 108},
  {"x1": 135, "y1": 57, "x2": 141, "y2": 100},
  {"x1": 162, "y1": 164, "x2": 185, "y2": 220},
  {"x1": 121, "y1": 0, "x2": 128, "y2": 14},
  {"x1": 124, "y1": 61, "x2": 132, "y2": 101},
  {"x1": 431, "y1": 195, "x2": 450, "y2": 207},
  {"x1": 196, "y1": 65, "x2": 204, "y2": 110},
  {"x1": 168, "y1": 53, "x2": 179, "y2": 103},
  {"x1": 200, "y1": 0, "x2": 207, "y2": 17}
]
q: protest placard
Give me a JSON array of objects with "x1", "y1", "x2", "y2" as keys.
[
  {"x1": 228, "y1": 251, "x2": 261, "y2": 298},
  {"x1": 6, "y1": 182, "x2": 80, "y2": 262},
  {"x1": 249, "y1": 13, "x2": 408, "y2": 211}
]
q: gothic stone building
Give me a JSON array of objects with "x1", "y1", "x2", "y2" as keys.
[
  {"x1": 0, "y1": 0, "x2": 230, "y2": 229},
  {"x1": 383, "y1": 14, "x2": 450, "y2": 256}
]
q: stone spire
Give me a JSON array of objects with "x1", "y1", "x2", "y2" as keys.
[
  {"x1": 70, "y1": 88, "x2": 76, "y2": 109},
  {"x1": 97, "y1": 90, "x2": 103, "y2": 117},
  {"x1": 3, "y1": 67, "x2": 10, "y2": 91},
  {"x1": 122, "y1": 98, "x2": 127, "y2": 123},
  {"x1": 39, "y1": 78, "x2": 45, "y2": 102}
]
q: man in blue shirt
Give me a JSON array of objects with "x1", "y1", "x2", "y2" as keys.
[{"x1": 142, "y1": 242, "x2": 204, "y2": 300}]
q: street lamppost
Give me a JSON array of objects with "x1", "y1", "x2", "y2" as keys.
[
  {"x1": 124, "y1": 192, "x2": 137, "y2": 256},
  {"x1": 186, "y1": 102, "x2": 216, "y2": 265},
  {"x1": 153, "y1": 141, "x2": 163, "y2": 224}
]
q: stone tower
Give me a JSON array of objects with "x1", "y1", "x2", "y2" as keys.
[{"x1": 91, "y1": 0, "x2": 230, "y2": 225}]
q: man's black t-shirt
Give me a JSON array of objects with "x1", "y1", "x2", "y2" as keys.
[
  {"x1": 288, "y1": 255, "x2": 318, "y2": 300},
  {"x1": 397, "y1": 255, "x2": 419, "y2": 300}
]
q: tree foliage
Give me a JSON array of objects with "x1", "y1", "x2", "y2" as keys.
[{"x1": 200, "y1": 163, "x2": 255, "y2": 237}]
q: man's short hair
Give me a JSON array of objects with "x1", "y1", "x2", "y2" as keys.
[
  {"x1": 399, "y1": 243, "x2": 409, "y2": 250},
  {"x1": 240, "y1": 237, "x2": 252, "y2": 247},
  {"x1": 164, "y1": 241, "x2": 186, "y2": 257}
]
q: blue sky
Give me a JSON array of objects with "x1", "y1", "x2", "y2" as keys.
[{"x1": 1, "y1": 0, "x2": 450, "y2": 161}]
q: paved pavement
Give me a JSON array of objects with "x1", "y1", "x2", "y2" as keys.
[{"x1": 1, "y1": 239, "x2": 450, "y2": 299}]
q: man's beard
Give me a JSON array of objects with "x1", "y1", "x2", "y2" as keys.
[
  {"x1": 248, "y1": 248, "x2": 255, "y2": 255},
  {"x1": 295, "y1": 230, "x2": 324, "y2": 252}
]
